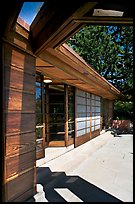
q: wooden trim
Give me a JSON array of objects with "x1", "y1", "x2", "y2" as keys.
[
  {"x1": 65, "y1": 85, "x2": 68, "y2": 146},
  {"x1": 75, "y1": 133, "x2": 90, "y2": 148},
  {"x1": 36, "y1": 150, "x2": 45, "y2": 160},
  {"x1": 41, "y1": 75, "x2": 45, "y2": 151},
  {"x1": 1, "y1": 2, "x2": 23, "y2": 38},
  {"x1": 73, "y1": 17, "x2": 133, "y2": 25},
  {"x1": 2, "y1": 38, "x2": 7, "y2": 202},
  {"x1": 46, "y1": 84, "x2": 49, "y2": 145},
  {"x1": 48, "y1": 141, "x2": 65, "y2": 147},
  {"x1": 2, "y1": 38, "x2": 35, "y2": 57},
  {"x1": 74, "y1": 87, "x2": 77, "y2": 147},
  {"x1": 90, "y1": 93, "x2": 92, "y2": 140},
  {"x1": 66, "y1": 138, "x2": 74, "y2": 146},
  {"x1": 73, "y1": 2, "x2": 97, "y2": 17},
  {"x1": 91, "y1": 129, "x2": 100, "y2": 139}
]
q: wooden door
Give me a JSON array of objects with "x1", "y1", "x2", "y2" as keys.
[{"x1": 36, "y1": 73, "x2": 45, "y2": 160}]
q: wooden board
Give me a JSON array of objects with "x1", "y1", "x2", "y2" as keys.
[{"x1": 3, "y1": 39, "x2": 36, "y2": 202}]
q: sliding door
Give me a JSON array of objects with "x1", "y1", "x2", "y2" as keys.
[
  {"x1": 47, "y1": 84, "x2": 65, "y2": 146},
  {"x1": 36, "y1": 74, "x2": 45, "y2": 159}
]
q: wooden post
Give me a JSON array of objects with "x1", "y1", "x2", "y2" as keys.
[{"x1": 65, "y1": 85, "x2": 68, "y2": 146}]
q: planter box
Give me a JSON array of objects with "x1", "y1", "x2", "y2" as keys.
[{"x1": 112, "y1": 120, "x2": 131, "y2": 131}]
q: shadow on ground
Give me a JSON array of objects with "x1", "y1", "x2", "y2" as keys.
[
  {"x1": 105, "y1": 127, "x2": 133, "y2": 137},
  {"x1": 34, "y1": 167, "x2": 122, "y2": 202}
]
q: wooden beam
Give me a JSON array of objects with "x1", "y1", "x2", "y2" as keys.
[
  {"x1": 39, "y1": 48, "x2": 120, "y2": 100},
  {"x1": 73, "y1": 16, "x2": 133, "y2": 25},
  {"x1": 30, "y1": 1, "x2": 97, "y2": 54},
  {"x1": 0, "y1": 1, "x2": 23, "y2": 38}
]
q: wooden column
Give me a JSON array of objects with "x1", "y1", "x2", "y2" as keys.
[
  {"x1": 90, "y1": 93, "x2": 92, "y2": 140},
  {"x1": 65, "y1": 85, "x2": 68, "y2": 146},
  {"x1": 2, "y1": 26, "x2": 36, "y2": 201}
]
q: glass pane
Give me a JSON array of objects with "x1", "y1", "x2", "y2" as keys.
[
  {"x1": 36, "y1": 87, "x2": 42, "y2": 113},
  {"x1": 50, "y1": 133, "x2": 65, "y2": 141},
  {"x1": 36, "y1": 113, "x2": 42, "y2": 125},
  {"x1": 49, "y1": 104, "x2": 64, "y2": 114},
  {"x1": 36, "y1": 73, "x2": 41, "y2": 83},
  {"x1": 36, "y1": 127, "x2": 43, "y2": 139},
  {"x1": 68, "y1": 122, "x2": 74, "y2": 131},
  {"x1": 49, "y1": 113, "x2": 65, "y2": 123},
  {"x1": 49, "y1": 95, "x2": 64, "y2": 103},
  {"x1": 68, "y1": 131, "x2": 74, "y2": 139},
  {"x1": 49, "y1": 123, "x2": 65, "y2": 133},
  {"x1": 36, "y1": 81, "x2": 41, "y2": 86},
  {"x1": 68, "y1": 86, "x2": 74, "y2": 139}
]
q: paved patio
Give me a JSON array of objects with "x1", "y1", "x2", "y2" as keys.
[{"x1": 27, "y1": 131, "x2": 133, "y2": 202}]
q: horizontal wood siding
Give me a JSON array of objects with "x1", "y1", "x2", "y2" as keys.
[
  {"x1": 6, "y1": 133, "x2": 35, "y2": 157},
  {"x1": 6, "y1": 113, "x2": 35, "y2": 135},
  {"x1": 3, "y1": 39, "x2": 36, "y2": 202},
  {"x1": 6, "y1": 151, "x2": 35, "y2": 179},
  {"x1": 6, "y1": 169, "x2": 34, "y2": 202},
  {"x1": 5, "y1": 89, "x2": 35, "y2": 112},
  {"x1": 5, "y1": 66, "x2": 35, "y2": 93}
]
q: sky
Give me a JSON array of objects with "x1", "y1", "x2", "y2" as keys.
[{"x1": 19, "y1": 2, "x2": 44, "y2": 25}]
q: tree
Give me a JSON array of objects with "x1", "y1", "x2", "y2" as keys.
[
  {"x1": 67, "y1": 25, "x2": 133, "y2": 95},
  {"x1": 66, "y1": 25, "x2": 133, "y2": 120}
]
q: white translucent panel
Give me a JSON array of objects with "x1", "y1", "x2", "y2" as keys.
[
  {"x1": 87, "y1": 98, "x2": 90, "y2": 105},
  {"x1": 92, "y1": 116, "x2": 96, "y2": 120},
  {"x1": 92, "y1": 94, "x2": 95, "y2": 99},
  {"x1": 87, "y1": 121, "x2": 90, "y2": 127},
  {"x1": 87, "y1": 116, "x2": 90, "y2": 120},
  {"x1": 96, "y1": 100, "x2": 100, "y2": 106},
  {"x1": 95, "y1": 115, "x2": 100, "y2": 119},
  {"x1": 92, "y1": 100, "x2": 95, "y2": 106},
  {"x1": 95, "y1": 119, "x2": 100, "y2": 125},
  {"x1": 95, "y1": 125, "x2": 100, "y2": 130},
  {"x1": 92, "y1": 106, "x2": 95, "y2": 112},
  {"x1": 77, "y1": 129, "x2": 86, "y2": 137},
  {"x1": 76, "y1": 96, "x2": 86, "y2": 105},
  {"x1": 87, "y1": 93, "x2": 90, "y2": 98},
  {"x1": 76, "y1": 89, "x2": 86, "y2": 97},
  {"x1": 77, "y1": 121, "x2": 86, "y2": 130},
  {"x1": 95, "y1": 125, "x2": 98, "y2": 130},
  {"x1": 95, "y1": 107, "x2": 100, "y2": 112},
  {"x1": 95, "y1": 96, "x2": 100, "y2": 101},
  {"x1": 76, "y1": 105, "x2": 86, "y2": 113},
  {"x1": 76, "y1": 112, "x2": 87, "y2": 118},
  {"x1": 92, "y1": 120, "x2": 95, "y2": 126},
  {"x1": 95, "y1": 113, "x2": 100, "y2": 117},
  {"x1": 76, "y1": 117, "x2": 87, "y2": 122},
  {"x1": 86, "y1": 127, "x2": 90, "y2": 133},
  {"x1": 87, "y1": 106, "x2": 90, "y2": 113},
  {"x1": 92, "y1": 126, "x2": 95, "y2": 131}
]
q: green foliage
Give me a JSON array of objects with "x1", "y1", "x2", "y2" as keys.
[
  {"x1": 67, "y1": 25, "x2": 133, "y2": 120},
  {"x1": 113, "y1": 100, "x2": 133, "y2": 121},
  {"x1": 67, "y1": 25, "x2": 133, "y2": 95}
]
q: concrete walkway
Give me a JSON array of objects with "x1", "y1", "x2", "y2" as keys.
[{"x1": 27, "y1": 131, "x2": 133, "y2": 202}]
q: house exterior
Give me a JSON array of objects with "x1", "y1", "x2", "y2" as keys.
[{"x1": 1, "y1": 1, "x2": 133, "y2": 202}]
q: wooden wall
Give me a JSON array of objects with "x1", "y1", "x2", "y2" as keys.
[
  {"x1": 3, "y1": 25, "x2": 36, "y2": 202},
  {"x1": 101, "y1": 99, "x2": 114, "y2": 129}
]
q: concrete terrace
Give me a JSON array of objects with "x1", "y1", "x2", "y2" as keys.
[{"x1": 28, "y1": 131, "x2": 133, "y2": 202}]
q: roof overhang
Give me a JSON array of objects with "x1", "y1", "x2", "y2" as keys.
[
  {"x1": 30, "y1": 0, "x2": 133, "y2": 55},
  {"x1": 36, "y1": 43, "x2": 124, "y2": 100}
]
